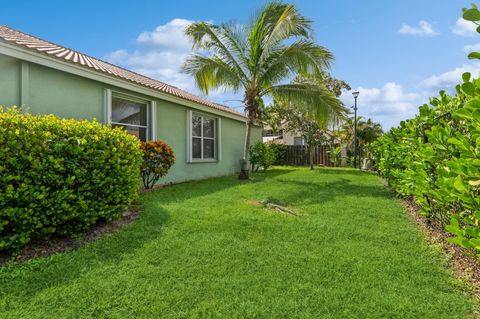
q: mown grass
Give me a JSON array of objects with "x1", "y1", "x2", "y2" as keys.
[{"x1": 0, "y1": 167, "x2": 475, "y2": 318}]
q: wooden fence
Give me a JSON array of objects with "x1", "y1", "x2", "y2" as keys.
[{"x1": 283, "y1": 145, "x2": 333, "y2": 166}]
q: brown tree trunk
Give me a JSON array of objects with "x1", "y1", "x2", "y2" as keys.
[{"x1": 309, "y1": 145, "x2": 314, "y2": 170}]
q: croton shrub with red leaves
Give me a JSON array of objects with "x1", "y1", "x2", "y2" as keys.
[{"x1": 140, "y1": 141, "x2": 175, "y2": 189}]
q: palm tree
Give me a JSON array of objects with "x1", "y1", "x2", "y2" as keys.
[
  {"x1": 357, "y1": 118, "x2": 383, "y2": 146},
  {"x1": 182, "y1": 1, "x2": 342, "y2": 178},
  {"x1": 337, "y1": 116, "x2": 383, "y2": 166},
  {"x1": 337, "y1": 116, "x2": 365, "y2": 149}
]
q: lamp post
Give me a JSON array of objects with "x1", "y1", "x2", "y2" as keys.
[{"x1": 352, "y1": 91, "x2": 360, "y2": 169}]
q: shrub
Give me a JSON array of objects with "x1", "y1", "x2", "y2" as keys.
[
  {"x1": 269, "y1": 143, "x2": 287, "y2": 165},
  {"x1": 369, "y1": 5, "x2": 480, "y2": 254},
  {"x1": 371, "y1": 75, "x2": 480, "y2": 253},
  {"x1": 249, "y1": 141, "x2": 276, "y2": 172},
  {"x1": 329, "y1": 146, "x2": 342, "y2": 167},
  {"x1": 0, "y1": 107, "x2": 142, "y2": 251},
  {"x1": 140, "y1": 140, "x2": 175, "y2": 189}
]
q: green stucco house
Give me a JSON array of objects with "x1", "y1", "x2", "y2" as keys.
[{"x1": 0, "y1": 26, "x2": 261, "y2": 183}]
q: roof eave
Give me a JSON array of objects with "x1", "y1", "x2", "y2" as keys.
[{"x1": 0, "y1": 41, "x2": 248, "y2": 122}]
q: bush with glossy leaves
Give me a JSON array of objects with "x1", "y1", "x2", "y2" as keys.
[{"x1": 0, "y1": 107, "x2": 142, "y2": 251}]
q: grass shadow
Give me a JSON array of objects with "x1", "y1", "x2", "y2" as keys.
[
  {"x1": 0, "y1": 208, "x2": 171, "y2": 299},
  {"x1": 270, "y1": 169, "x2": 393, "y2": 207}
]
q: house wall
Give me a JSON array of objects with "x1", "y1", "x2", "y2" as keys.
[
  {"x1": 282, "y1": 131, "x2": 299, "y2": 145},
  {"x1": 0, "y1": 53, "x2": 261, "y2": 183},
  {"x1": 0, "y1": 54, "x2": 20, "y2": 107}
]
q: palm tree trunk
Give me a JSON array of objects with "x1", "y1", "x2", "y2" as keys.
[
  {"x1": 238, "y1": 119, "x2": 253, "y2": 179},
  {"x1": 239, "y1": 116, "x2": 253, "y2": 180},
  {"x1": 239, "y1": 94, "x2": 258, "y2": 180}
]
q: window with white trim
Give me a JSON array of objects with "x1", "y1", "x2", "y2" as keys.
[
  {"x1": 191, "y1": 114, "x2": 216, "y2": 160},
  {"x1": 110, "y1": 95, "x2": 149, "y2": 141}
]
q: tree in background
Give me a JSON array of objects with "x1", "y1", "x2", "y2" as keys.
[
  {"x1": 264, "y1": 73, "x2": 349, "y2": 170},
  {"x1": 336, "y1": 116, "x2": 383, "y2": 166},
  {"x1": 321, "y1": 74, "x2": 351, "y2": 99},
  {"x1": 358, "y1": 118, "x2": 383, "y2": 146},
  {"x1": 269, "y1": 96, "x2": 347, "y2": 169},
  {"x1": 182, "y1": 1, "x2": 342, "y2": 179}
]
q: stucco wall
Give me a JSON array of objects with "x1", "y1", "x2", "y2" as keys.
[
  {"x1": 0, "y1": 53, "x2": 261, "y2": 183},
  {"x1": 0, "y1": 54, "x2": 20, "y2": 107}
]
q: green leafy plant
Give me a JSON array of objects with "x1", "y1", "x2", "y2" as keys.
[
  {"x1": 140, "y1": 140, "x2": 175, "y2": 189},
  {"x1": 249, "y1": 141, "x2": 276, "y2": 172},
  {"x1": 269, "y1": 143, "x2": 287, "y2": 165},
  {"x1": 329, "y1": 146, "x2": 342, "y2": 167},
  {"x1": 371, "y1": 4, "x2": 480, "y2": 255},
  {"x1": 0, "y1": 107, "x2": 142, "y2": 251}
]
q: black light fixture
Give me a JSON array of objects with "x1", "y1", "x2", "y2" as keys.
[{"x1": 352, "y1": 91, "x2": 360, "y2": 169}]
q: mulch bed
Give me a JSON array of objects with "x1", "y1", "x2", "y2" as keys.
[
  {"x1": 402, "y1": 197, "x2": 480, "y2": 299},
  {"x1": 0, "y1": 204, "x2": 141, "y2": 266}
]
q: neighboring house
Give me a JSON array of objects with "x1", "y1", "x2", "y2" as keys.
[
  {"x1": 0, "y1": 26, "x2": 261, "y2": 183},
  {"x1": 262, "y1": 124, "x2": 340, "y2": 146}
]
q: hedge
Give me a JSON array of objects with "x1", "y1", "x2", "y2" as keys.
[
  {"x1": 0, "y1": 107, "x2": 143, "y2": 251},
  {"x1": 370, "y1": 5, "x2": 480, "y2": 254},
  {"x1": 371, "y1": 75, "x2": 480, "y2": 253}
]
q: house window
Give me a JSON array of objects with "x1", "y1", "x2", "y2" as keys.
[
  {"x1": 263, "y1": 129, "x2": 283, "y2": 137},
  {"x1": 191, "y1": 114, "x2": 216, "y2": 160},
  {"x1": 294, "y1": 137, "x2": 304, "y2": 145},
  {"x1": 111, "y1": 96, "x2": 148, "y2": 141}
]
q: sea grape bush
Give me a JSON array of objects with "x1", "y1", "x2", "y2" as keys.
[
  {"x1": 373, "y1": 76, "x2": 480, "y2": 251},
  {"x1": 140, "y1": 140, "x2": 175, "y2": 189},
  {"x1": 372, "y1": 4, "x2": 480, "y2": 253},
  {"x1": 0, "y1": 107, "x2": 142, "y2": 251}
]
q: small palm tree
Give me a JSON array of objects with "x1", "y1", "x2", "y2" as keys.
[{"x1": 182, "y1": 1, "x2": 342, "y2": 178}]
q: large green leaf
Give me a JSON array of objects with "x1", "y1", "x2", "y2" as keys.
[
  {"x1": 468, "y1": 52, "x2": 480, "y2": 60},
  {"x1": 463, "y1": 8, "x2": 480, "y2": 22},
  {"x1": 462, "y1": 82, "x2": 475, "y2": 96}
]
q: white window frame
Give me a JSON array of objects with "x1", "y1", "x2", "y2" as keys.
[
  {"x1": 104, "y1": 89, "x2": 156, "y2": 141},
  {"x1": 187, "y1": 110, "x2": 221, "y2": 162}
]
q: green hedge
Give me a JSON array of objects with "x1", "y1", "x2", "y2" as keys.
[
  {"x1": 371, "y1": 5, "x2": 480, "y2": 254},
  {"x1": 371, "y1": 74, "x2": 480, "y2": 252},
  {"x1": 0, "y1": 108, "x2": 143, "y2": 251}
]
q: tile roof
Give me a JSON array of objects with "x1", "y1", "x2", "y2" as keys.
[{"x1": 0, "y1": 25, "x2": 245, "y2": 118}]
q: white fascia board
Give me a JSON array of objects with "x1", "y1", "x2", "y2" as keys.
[{"x1": 0, "y1": 42, "x2": 247, "y2": 123}]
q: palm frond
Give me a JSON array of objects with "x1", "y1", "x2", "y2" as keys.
[
  {"x1": 184, "y1": 22, "x2": 249, "y2": 83},
  {"x1": 258, "y1": 41, "x2": 333, "y2": 87},
  {"x1": 182, "y1": 55, "x2": 243, "y2": 95},
  {"x1": 263, "y1": 83, "x2": 347, "y2": 127},
  {"x1": 259, "y1": 3, "x2": 313, "y2": 64}
]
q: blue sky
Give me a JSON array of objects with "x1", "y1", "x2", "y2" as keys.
[{"x1": 2, "y1": 0, "x2": 479, "y2": 129}]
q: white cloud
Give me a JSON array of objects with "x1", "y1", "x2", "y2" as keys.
[
  {"x1": 103, "y1": 19, "x2": 197, "y2": 93},
  {"x1": 103, "y1": 18, "x2": 237, "y2": 103},
  {"x1": 463, "y1": 43, "x2": 480, "y2": 52},
  {"x1": 418, "y1": 62, "x2": 480, "y2": 90},
  {"x1": 136, "y1": 18, "x2": 193, "y2": 51},
  {"x1": 398, "y1": 20, "x2": 438, "y2": 37},
  {"x1": 340, "y1": 82, "x2": 422, "y2": 129},
  {"x1": 453, "y1": 18, "x2": 477, "y2": 37},
  {"x1": 351, "y1": 82, "x2": 419, "y2": 116}
]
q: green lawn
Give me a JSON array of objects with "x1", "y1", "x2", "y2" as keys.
[{"x1": 0, "y1": 167, "x2": 475, "y2": 318}]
